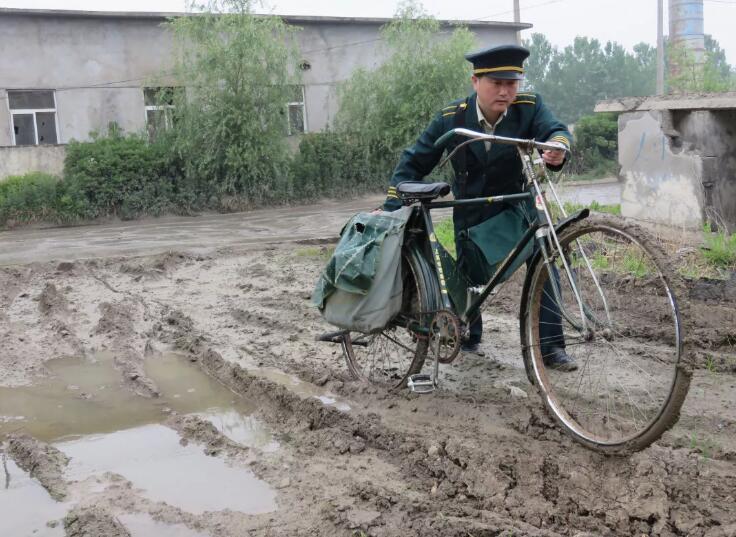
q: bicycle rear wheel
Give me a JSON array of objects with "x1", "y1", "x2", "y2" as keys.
[
  {"x1": 520, "y1": 214, "x2": 691, "y2": 453},
  {"x1": 343, "y1": 245, "x2": 441, "y2": 390}
]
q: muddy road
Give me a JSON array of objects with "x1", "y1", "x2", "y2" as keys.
[{"x1": 1, "y1": 192, "x2": 735, "y2": 537}]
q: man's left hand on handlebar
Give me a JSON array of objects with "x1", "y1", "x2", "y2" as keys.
[{"x1": 542, "y1": 149, "x2": 565, "y2": 167}]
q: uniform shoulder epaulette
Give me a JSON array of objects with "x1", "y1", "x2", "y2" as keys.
[
  {"x1": 512, "y1": 93, "x2": 537, "y2": 105},
  {"x1": 441, "y1": 101, "x2": 468, "y2": 117}
]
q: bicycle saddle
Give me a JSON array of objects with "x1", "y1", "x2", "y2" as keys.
[{"x1": 396, "y1": 181, "x2": 451, "y2": 201}]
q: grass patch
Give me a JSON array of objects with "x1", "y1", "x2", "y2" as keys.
[
  {"x1": 701, "y1": 224, "x2": 736, "y2": 270},
  {"x1": 563, "y1": 200, "x2": 621, "y2": 216},
  {"x1": 689, "y1": 432, "x2": 719, "y2": 460},
  {"x1": 295, "y1": 246, "x2": 334, "y2": 260},
  {"x1": 434, "y1": 217, "x2": 456, "y2": 258}
]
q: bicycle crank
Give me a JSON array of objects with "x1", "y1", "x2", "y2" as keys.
[{"x1": 430, "y1": 310, "x2": 462, "y2": 364}]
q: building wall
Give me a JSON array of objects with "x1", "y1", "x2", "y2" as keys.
[
  {"x1": 0, "y1": 10, "x2": 521, "y2": 178},
  {"x1": 618, "y1": 111, "x2": 704, "y2": 229},
  {"x1": 0, "y1": 145, "x2": 66, "y2": 178},
  {"x1": 675, "y1": 110, "x2": 736, "y2": 229},
  {"x1": 618, "y1": 108, "x2": 736, "y2": 230}
]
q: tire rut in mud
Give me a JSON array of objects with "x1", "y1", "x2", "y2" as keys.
[{"x1": 160, "y1": 307, "x2": 736, "y2": 537}]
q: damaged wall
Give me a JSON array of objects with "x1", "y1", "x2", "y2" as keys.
[
  {"x1": 617, "y1": 107, "x2": 736, "y2": 230},
  {"x1": 674, "y1": 110, "x2": 736, "y2": 229},
  {"x1": 618, "y1": 111, "x2": 705, "y2": 229}
]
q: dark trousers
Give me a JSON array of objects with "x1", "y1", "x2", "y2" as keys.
[{"x1": 459, "y1": 239, "x2": 565, "y2": 350}]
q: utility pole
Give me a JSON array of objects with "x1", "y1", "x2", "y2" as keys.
[
  {"x1": 514, "y1": 0, "x2": 521, "y2": 45},
  {"x1": 657, "y1": 0, "x2": 665, "y2": 94}
]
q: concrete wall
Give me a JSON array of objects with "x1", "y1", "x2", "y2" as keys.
[
  {"x1": 675, "y1": 110, "x2": 736, "y2": 229},
  {"x1": 296, "y1": 21, "x2": 519, "y2": 131},
  {"x1": 0, "y1": 145, "x2": 66, "y2": 178},
  {"x1": 618, "y1": 108, "x2": 736, "y2": 230},
  {"x1": 618, "y1": 111, "x2": 705, "y2": 229},
  {"x1": 0, "y1": 9, "x2": 522, "y2": 179}
]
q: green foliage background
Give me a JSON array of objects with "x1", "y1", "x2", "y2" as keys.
[
  {"x1": 164, "y1": 0, "x2": 299, "y2": 208},
  {"x1": 291, "y1": 3, "x2": 476, "y2": 197},
  {"x1": 4, "y1": 2, "x2": 736, "y2": 230},
  {"x1": 524, "y1": 33, "x2": 735, "y2": 124}
]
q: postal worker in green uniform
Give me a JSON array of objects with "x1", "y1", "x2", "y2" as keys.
[{"x1": 382, "y1": 44, "x2": 578, "y2": 371}]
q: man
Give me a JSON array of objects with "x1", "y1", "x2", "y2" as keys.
[{"x1": 382, "y1": 44, "x2": 577, "y2": 371}]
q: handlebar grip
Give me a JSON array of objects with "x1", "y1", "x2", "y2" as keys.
[{"x1": 434, "y1": 129, "x2": 457, "y2": 149}]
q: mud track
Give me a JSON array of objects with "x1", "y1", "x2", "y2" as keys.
[{"x1": 1, "y1": 238, "x2": 735, "y2": 536}]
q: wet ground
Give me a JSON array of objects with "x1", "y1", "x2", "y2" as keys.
[{"x1": 1, "y1": 185, "x2": 734, "y2": 537}]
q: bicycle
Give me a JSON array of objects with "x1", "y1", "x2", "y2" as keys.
[{"x1": 318, "y1": 128, "x2": 692, "y2": 454}]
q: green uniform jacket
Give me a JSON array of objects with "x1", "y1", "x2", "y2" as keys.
[{"x1": 383, "y1": 91, "x2": 572, "y2": 233}]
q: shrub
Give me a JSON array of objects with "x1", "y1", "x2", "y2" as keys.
[
  {"x1": 289, "y1": 133, "x2": 386, "y2": 200},
  {"x1": 0, "y1": 172, "x2": 62, "y2": 225},
  {"x1": 567, "y1": 113, "x2": 618, "y2": 177},
  {"x1": 63, "y1": 125, "x2": 183, "y2": 219}
]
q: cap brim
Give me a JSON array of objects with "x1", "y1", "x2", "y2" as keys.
[{"x1": 479, "y1": 71, "x2": 524, "y2": 80}]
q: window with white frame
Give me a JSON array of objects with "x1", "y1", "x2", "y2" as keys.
[
  {"x1": 286, "y1": 85, "x2": 306, "y2": 136},
  {"x1": 8, "y1": 90, "x2": 58, "y2": 145},
  {"x1": 144, "y1": 87, "x2": 179, "y2": 139}
]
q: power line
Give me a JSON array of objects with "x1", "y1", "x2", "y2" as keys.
[{"x1": 477, "y1": 0, "x2": 564, "y2": 21}]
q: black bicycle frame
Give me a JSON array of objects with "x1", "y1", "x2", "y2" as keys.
[{"x1": 417, "y1": 191, "x2": 540, "y2": 326}]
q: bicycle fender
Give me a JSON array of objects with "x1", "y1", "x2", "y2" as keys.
[{"x1": 555, "y1": 208, "x2": 590, "y2": 233}]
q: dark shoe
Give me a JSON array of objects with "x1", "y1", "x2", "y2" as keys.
[
  {"x1": 461, "y1": 341, "x2": 486, "y2": 357},
  {"x1": 542, "y1": 347, "x2": 578, "y2": 372}
]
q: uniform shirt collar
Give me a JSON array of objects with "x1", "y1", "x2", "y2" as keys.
[{"x1": 476, "y1": 97, "x2": 506, "y2": 131}]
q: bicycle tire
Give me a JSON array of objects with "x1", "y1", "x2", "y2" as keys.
[
  {"x1": 520, "y1": 214, "x2": 691, "y2": 454},
  {"x1": 343, "y1": 244, "x2": 441, "y2": 390}
]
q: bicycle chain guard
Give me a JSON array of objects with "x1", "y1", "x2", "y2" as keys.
[{"x1": 429, "y1": 310, "x2": 462, "y2": 364}]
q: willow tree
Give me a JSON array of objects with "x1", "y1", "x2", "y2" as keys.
[
  {"x1": 335, "y1": 2, "x2": 476, "y2": 182},
  {"x1": 166, "y1": 0, "x2": 300, "y2": 206}
]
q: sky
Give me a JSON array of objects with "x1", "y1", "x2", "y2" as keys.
[{"x1": 2, "y1": 0, "x2": 735, "y2": 63}]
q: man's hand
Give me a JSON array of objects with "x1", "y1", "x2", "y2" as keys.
[{"x1": 542, "y1": 149, "x2": 565, "y2": 167}]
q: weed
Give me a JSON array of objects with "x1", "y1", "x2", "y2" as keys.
[
  {"x1": 689, "y1": 433, "x2": 719, "y2": 459},
  {"x1": 622, "y1": 249, "x2": 650, "y2": 278},
  {"x1": 701, "y1": 223, "x2": 736, "y2": 270},
  {"x1": 704, "y1": 355, "x2": 717, "y2": 374}
]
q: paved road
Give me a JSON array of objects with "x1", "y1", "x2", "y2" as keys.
[{"x1": 0, "y1": 181, "x2": 621, "y2": 266}]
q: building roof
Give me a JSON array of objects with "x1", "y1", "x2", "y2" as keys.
[
  {"x1": 595, "y1": 92, "x2": 736, "y2": 112},
  {"x1": 0, "y1": 7, "x2": 532, "y2": 30}
]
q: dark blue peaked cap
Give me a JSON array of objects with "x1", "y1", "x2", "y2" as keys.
[{"x1": 465, "y1": 44, "x2": 530, "y2": 79}]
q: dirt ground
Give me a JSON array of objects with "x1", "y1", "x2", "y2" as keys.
[{"x1": 1, "y1": 222, "x2": 735, "y2": 536}]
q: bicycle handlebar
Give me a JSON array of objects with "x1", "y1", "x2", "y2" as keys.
[{"x1": 434, "y1": 128, "x2": 569, "y2": 153}]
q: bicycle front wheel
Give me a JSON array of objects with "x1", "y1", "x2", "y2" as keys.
[
  {"x1": 343, "y1": 245, "x2": 441, "y2": 390},
  {"x1": 520, "y1": 214, "x2": 691, "y2": 453}
]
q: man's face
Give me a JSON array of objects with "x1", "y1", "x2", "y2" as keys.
[{"x1": 472, "y1": 75, "x2": 519, "y2": 116}]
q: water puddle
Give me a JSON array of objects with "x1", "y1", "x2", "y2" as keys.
[
  {"x1": 0, "y1": 352, "x2": 279, "y2": 521},
  {"x1": 0, "y1": 352, "x2": 274, "y2": 446},
  {"x1": 256, "y1": 368, "x2": 351, "y2": 412},
  {"x1": 57, "y1": 424, "x2": 277, "y2": 515},
  {"x1": 118, "y1": 512, "x2": 209, "y2": 537},
  {"x1": 196, "y1": 409, "x2": 280, "y2": 452},
  {"x1": 0, "y1": 459, "x2": 67, "y2": 536}
]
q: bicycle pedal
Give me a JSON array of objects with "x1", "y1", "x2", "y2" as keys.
[{"x1": 407, "y1": 374, "x2": 436, "y2": 394}]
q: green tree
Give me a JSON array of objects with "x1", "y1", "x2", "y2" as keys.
[
  {"x1": 667, "y1": 35, "x2": 736, "y2": 93},
  {"x1": 164, "y1": 0, "x2": 300, "y2": 207},
  {"x1": 567, "y1": 113, "x2": 619, "y2": 176},
  {"x1": 334, "y1": 1, "x2": 476, "y2": 183},
  {"x1": 524, "y1": 34, "x2": 657, "y2": 123}
]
